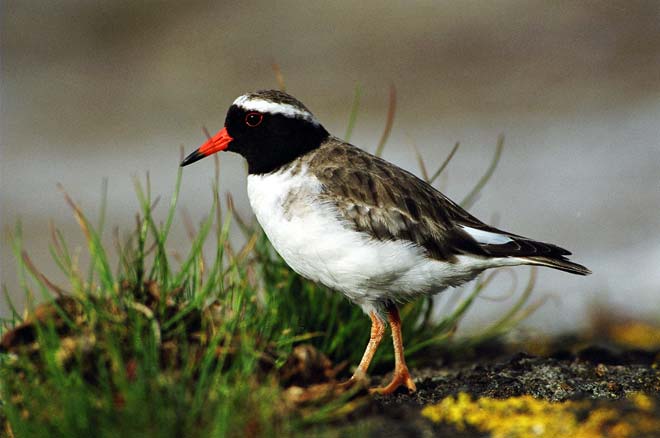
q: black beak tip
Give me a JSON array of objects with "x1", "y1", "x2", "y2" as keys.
[{"x1": 180, "y1": 150, "x2": 205, "y2": 167}]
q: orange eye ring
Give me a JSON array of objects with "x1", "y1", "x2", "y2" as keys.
[{"x1": 245, "y1": 112, "x2": 263, "y2": 127}]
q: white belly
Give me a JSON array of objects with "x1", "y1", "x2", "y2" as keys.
[{"x1": 246, "y1": 168, "x2": 506, "y2": 313}]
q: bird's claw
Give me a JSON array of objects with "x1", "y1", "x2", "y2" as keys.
[{"x1": 369, "y1": 368, "x2": 417, "y2": 395}]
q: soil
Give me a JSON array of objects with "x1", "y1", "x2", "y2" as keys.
[{"x1": 338, "y1": 340, "x2": 660, "y2": 437}]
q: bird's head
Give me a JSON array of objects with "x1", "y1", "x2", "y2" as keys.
[{"x1": 181, "y1": 90, "x2": 329, "y2": 174}]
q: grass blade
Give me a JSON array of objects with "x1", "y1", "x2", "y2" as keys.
[
  {"x1": 429, "y1": 141, "x2": 460, "y2": 185},
  {"x1": 408, "y1": 136, "x2": 430, "y2": 182},
  {"x1": 272, "y1": 62, "x2": 286, "y2": 91},
  {"x1": 344, "y1": 85, "x2": 362, "y2": 142},
  {"x1": 374, "y1": 85, "x2": 396, "y2": 157},
  {"x1": 461, "y1": 135, "x2": 504, "y2": 209}
]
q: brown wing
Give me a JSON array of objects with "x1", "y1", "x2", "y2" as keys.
[{"x1": 308, "y1": 138, "x2": 578, "y2": 264}]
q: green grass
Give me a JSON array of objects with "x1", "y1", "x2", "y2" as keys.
[{"x1": 0, "y1": 91, "x2": 539, "y2": 437}]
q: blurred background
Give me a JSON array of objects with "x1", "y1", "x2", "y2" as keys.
[{"x1": 2, "y1": 0, "x2": 659, "y2": 334}]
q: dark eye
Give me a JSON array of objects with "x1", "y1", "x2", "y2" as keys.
[{"x1": 245, "y1": 112, "x2": 263, "y2": 127}]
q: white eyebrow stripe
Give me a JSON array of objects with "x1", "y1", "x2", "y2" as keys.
[
  {"x1": 233, "y1": 95, "x2": 319, "y2": 125},
  {"x1": 460, "y1": 225, "x2": 514, "y2": 245}
]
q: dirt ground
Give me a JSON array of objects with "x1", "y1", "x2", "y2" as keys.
[{"x1": 332, "y1": 336, "x2": 660, "y2": 437}]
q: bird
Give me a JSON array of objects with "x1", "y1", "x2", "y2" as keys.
[{"x1": 181, "y1": 89, "x2": 590, "y2": 395}]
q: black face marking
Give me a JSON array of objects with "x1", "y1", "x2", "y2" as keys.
[{"x1": 223, "y1": 102, "x2": 329, "y2": 175}]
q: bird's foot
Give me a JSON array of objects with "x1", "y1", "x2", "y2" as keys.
[{"x1": 369, "y1": 367, "x2": 416, "y2": 395}]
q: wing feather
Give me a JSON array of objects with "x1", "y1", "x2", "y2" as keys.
[{"x1": 308, "y1": 138, "x2": 583, "y2": 267}]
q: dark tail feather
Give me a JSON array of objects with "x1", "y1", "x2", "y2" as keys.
[
  {"x1": 525, "y1": 256, "x2": 591, "y2": 276},
  {"x1": 462, "y1": 224, "x2": 591, "y2": 275}
]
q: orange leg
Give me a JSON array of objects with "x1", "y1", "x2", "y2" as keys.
[
  {"x1": 370, "y1": 302, "x2": 417, "y2": 395},
  {"x1": 341, "y1": 311, "x2": 385, "y2": 386}
]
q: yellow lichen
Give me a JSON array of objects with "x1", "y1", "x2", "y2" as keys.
[
  {"x1": 422, "y1": 392, "x2": 660, "y2": 438},
  {"x1": 607, "y1": 321, "x2": 660, "y2": 350},
  {"x1": 630, "y1": 392, "x2": 655, "y2": 412}
]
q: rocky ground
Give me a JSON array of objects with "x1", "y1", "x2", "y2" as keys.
[{"x1": 335, "y1": 334, "x2": 660, "y2": 437}]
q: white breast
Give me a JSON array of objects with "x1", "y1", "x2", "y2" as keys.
[{"x1": 246, "y1": 167, "x2": 520, "y2": 314}]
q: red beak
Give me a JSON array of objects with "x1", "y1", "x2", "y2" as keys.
[{"x1": 181, "y1": 127, "x2": 234, "y2": 167}]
